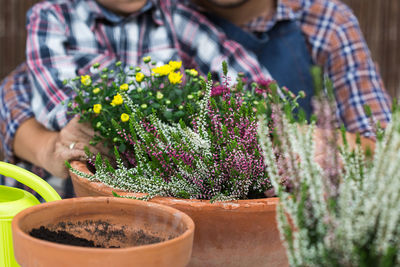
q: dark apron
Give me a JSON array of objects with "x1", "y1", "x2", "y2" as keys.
[{"x1": 207, "y1": 16, "x2": 315, "y2": 117}]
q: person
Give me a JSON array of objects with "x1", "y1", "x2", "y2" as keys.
[{"x1": 0, "y1": 0, "x2": 391, "y2": 195}]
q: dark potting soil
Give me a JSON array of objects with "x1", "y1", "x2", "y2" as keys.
[
  {"x1": 131, "y1": 229, "x2": 164, "y2": 246},
  {"x1": 30, "y1": 224, "x2": 165, "y2": 248},
  {"x1": 30, "y1": 226, "x2": 104, "y2": 247}
]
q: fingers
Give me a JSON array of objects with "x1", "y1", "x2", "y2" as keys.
[
  {"x1": 59, "y1": 116, "x2": 112, "y2": 161},
  {"x1": 61, "y1": 147, "x2": 87, "y2": 162},
  {"x1": 60, "y1": 118, "x2": 95, "y2": 149},
  {"x1": 61, "y1": 125, "x2": 93, "y2": 143},
  {"x1": 70, "y1": 116, "x2": 96, "y2": 136},
  {"x1": 50, "y1": 142, "x2": 88, "y2": 178},
  {"x1": 79, "y1": 121, "x2": 96, "y2": 137},
  {"x1": 41, "y1": 148, "x2": 86, "y2": 179}
]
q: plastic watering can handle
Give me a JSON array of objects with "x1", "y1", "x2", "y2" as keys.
[{"x1": 0, "y1": 161, "x2": 61, "y2": 202}]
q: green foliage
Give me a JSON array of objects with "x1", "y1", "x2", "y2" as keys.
[
  {"x1": 67, "y1": 59, "x2": 203, "y2": 154},
  {"x1": 67, "y1": 59, "x2": 306, "y2": 201}
]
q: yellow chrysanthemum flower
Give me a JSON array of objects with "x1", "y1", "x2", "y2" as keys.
[
  {"x1": 111, "y1": 94, "x2": 123, "y2": 106},
  {"x1": 152, "y1": 65, "x2": 172, "y2": 76},
  {"x1": 168, "y1": 61, "x2": 182, "y2": 71},
  {"x1": 81, "y1": 75, "x2": 92, "y2": 86},
  {"x1": 136, "y1": 72, "x2": 145, "y2": 82},
  {"x1": 93, "y1": 104, "x2": 102, "y2": 114},
  {"x1": 189, "y1": 69, "x2": 198, "y2": 77},
  {"x1": 120, "y1": 113, "x2": 130, "y2": 122},
  {"x1": 120, "y1": 83, "x2": 129, "y2": 91},
  {"x1": 168, "y1": 71, "x2": 183, "y2": 84},
  {"x1": 92, "y1": 87, "x2": 100, "y2": 94}
]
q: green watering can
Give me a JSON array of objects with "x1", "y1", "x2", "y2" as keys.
[{"x1": 0, "y1": 161, "x2": 61, "y2": 267}]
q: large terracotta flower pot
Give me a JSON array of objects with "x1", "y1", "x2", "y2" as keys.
[
  {"x1": 12, "y1": 196, "x2": 194, "y2": 267},
  {"x1": 69, "y1": 161, "x2": 288, "y2": 267}
]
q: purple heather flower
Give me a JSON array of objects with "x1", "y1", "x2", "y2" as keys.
[{"x1": 211, "y1": 85, "x2": 229, "y2": 97}]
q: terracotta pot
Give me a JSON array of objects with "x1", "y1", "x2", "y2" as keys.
[
  {"x1": 12, "y1": 196, "x2": 194, "y2": 267},
  {"x1": 69, "y1": 161, "x2": 288, "y2": 267}
]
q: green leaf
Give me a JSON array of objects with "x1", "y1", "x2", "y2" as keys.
[
  {"x1": 119, "y1": 143, "x2": 126, "y2": 153},
  {"x1": 174, "y1": 111, "x2": 185, "y2": 118},
  {"x1": 311, "y1": 65, "x2": 323, "y2": 97},
  {"x1": 163, "y1": 110, "x2": 173, "y2": 120},
  {"x1": 112, "y1": 191, "x2": 122, "y2": 197},
  {"x1": 222, "y1": 61, "x2": 228, "y2": 76}
]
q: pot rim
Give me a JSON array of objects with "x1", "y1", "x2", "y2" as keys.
[
  {"x1": 12, "y1": 196, "x2": 195, "y2": 252},
  {"x1": 69, "y1": 160, "x2": 279, "y2": 210}
]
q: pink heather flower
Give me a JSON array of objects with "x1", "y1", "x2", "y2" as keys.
[
  {"x1": 255, "y1": 78, "x2": 273, "y2": 88},
  {"x1": 211, "y1": 85, "x2": 229, "y2": 97}
]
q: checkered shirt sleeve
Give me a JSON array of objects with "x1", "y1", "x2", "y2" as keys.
[
  {"x1": 300, "y1": 0, "x2": 392, "y2": 136},
  {"x1": 0, "y1": 63, "x2": 33, "y2": 163}
]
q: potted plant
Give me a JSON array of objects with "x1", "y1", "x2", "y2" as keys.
[
  {"x1": 257, "y1": 83, "x2": 399, "y2": 266},
  {"x1": 65, "y1": 59, "x2": 305, "y2": 266},
  {"x1": 12, "y1": 197, "x2": 194, "y2": 267}
]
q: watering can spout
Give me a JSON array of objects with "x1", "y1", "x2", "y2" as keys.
[{"x1": 0, "y1": 161, "x2": 61, "y2": 267}]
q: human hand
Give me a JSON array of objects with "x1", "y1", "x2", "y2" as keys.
[
  {"x1": 312, "y1": 128, "x2": 333, "y2": 168},
  {"x1": 37, "y1": 116, "x2": 108, "y2": 178},
  {"x1": 313, "y1": 127, "x2": 375, "y2": 168}
]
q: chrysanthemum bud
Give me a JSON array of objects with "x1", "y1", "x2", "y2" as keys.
[
  {"x1": 156, "y1": 92, "x2": 164, "y2": 100},
  {"x1": 143, "y1": 56, "x2": 151, "y2": 63},
  {"x1": 299, "y1": 90, "x2": 306, "y2": 98}
]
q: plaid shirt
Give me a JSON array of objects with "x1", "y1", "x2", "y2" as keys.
[
  {"x1": 27, "y1": 0, "x2": 272, "y2": 131},
  {"x1": 242, "y1": 0, "x2": 392, "y2": 134},
  {"x1": 0, "y1": 0, "x2": 392, "y2": 165}
]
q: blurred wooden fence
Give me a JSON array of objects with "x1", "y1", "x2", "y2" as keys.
[
  {"x1": 1, "y1": 0, "x2": 400, "y2": 97},
  {"x1": 0, "y1": 0, "x2": 40, "y2": 80},
  {"x1": 343, "y1": 0, "x2": 400, "y2": 98}
]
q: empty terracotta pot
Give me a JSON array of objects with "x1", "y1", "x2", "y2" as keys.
[
  {"x1": 12, "y1": 197, "x2": 194, "y2": 267},
  {"x1": 70, "y1": 161, "x2": 288, "y2": 267}
]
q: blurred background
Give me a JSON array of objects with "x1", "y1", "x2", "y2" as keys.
[
  {"x1": 1, "y1": 0, "x2": 399, "y2": 98},
  {"x1": 0, "y1": 0, "x2": 398, "y2": 194}
]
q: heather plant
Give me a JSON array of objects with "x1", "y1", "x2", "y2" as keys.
[
  {"x1": 67, "y1": 60, "x2": 303, "y2": 201},
  {"x1": 258, "y1": 78, "x2": 399, "y2": 266}
]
